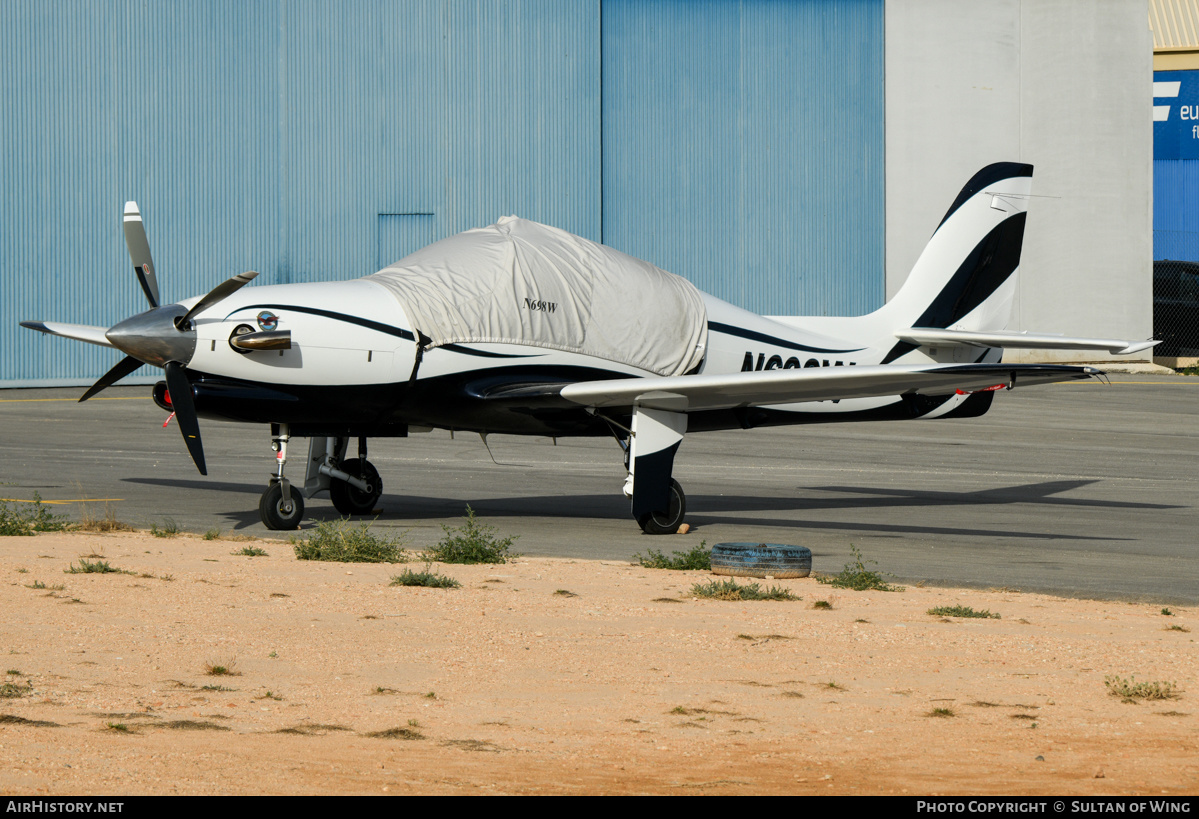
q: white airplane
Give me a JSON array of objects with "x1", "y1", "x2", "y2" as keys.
[{"x1": 22, "y1": 163, "x2": 1155, "y2": 532}]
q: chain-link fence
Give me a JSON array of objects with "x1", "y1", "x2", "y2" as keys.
[
  {"x1": 1153, "y1": 254, "x2": 1199, "y2": 359},
  {"x1": 1153, "y1": 229, "x2": 1199, "y2": 360}
]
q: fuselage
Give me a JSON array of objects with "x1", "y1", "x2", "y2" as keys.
[{"x1": 178, "y1": 278, "x2": 989, "y2": 436}]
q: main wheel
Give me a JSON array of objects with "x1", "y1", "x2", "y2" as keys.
[
  {"x1": 636, "y1": 479, "x2": 686, "y2": 535},
  {"x1": 329, "y1": 458, "x2": 382, "y2": 516},
  {"x1": 260, "y1": 482, "x2": 305, "y2": 530}
]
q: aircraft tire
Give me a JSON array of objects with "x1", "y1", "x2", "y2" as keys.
[
  {"x1": 260, "y1": 482, "x2": 305, "y2": 530},
  {"x1": 330, "y1": 458, "x2": 382, "y2": 516},
  {"x1": 710, "y1": 543, "x2": 811, "y2": 579},
  {"x1": 636, "y1": 479, "x2": 686, "y2": 535}
]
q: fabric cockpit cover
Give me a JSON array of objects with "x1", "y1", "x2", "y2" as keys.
[{"x1": 367, "y1": 217, "x2": 708, "y2": 377}]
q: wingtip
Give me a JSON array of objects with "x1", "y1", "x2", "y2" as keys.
[{"x1": 123, "y1": 201, "x2": 142, "y2": 221}]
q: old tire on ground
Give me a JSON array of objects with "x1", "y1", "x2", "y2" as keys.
[{"x1": 710, "y1": 542, "x2": 811, "y2": 578}]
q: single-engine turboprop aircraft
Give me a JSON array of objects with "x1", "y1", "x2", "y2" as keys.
[{"x1": 22, "y1": 163, "x2": 1156, "y2": 532}]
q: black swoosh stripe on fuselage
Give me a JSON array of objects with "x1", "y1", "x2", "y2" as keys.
[
  {"x1": 228, "y1": 305, "x2": 539, "y2": 358},
  {"x1": 707, "y1": 321, "x2": 864, "y2": 355},
  {"x1": 232, "y1": 304, "x2": 416, "y2": 340}
]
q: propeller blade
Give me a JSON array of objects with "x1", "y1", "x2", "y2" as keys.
[
  {"x1": 163, "y1": 361, "x2": 207, "y2": 475},
  {"x1": 123, "y1": 202, "x2": 160, "y2": 309},
  {"x1": 79, "y1": 355, "x2": 143, "y2": 402},
  {"x1": 178, "y1": 270, "x2": 259, "y2": 329},
  {"x1": 20, "y1": 321, "x2": 115, "y2": 348}
]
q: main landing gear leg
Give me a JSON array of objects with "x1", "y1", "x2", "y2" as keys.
[
  {"x1": 624, "y1": 406, "x2": 688, "y2": 535},
  {"x1": 260, "y1": 423, "x2": 305, "y2": 530}
]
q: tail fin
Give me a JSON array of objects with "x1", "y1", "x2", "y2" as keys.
[{"x1": 880, "y1": 163, "x2": 1033, "y2": 344}]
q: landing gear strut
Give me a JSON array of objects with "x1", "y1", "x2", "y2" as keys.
[{"x1": 259, "y1": 423, "x2": 304, "y2": 530}]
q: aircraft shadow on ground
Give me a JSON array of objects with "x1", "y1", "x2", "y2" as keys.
[
  {"x1": 179, "y1": 477, "x2": 1147, "y2": 541},
  {"x1": 124, "y1": 477, "x2": 267, "y2": 494}
]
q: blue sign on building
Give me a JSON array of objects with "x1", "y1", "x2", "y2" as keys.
[{"x1": 1154, "y1": 70, "x2": 1199, "y2": 160}]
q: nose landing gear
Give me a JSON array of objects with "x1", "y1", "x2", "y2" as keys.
[
  {"x1": 259, "y1": 423, "x2": 304, "y2": 530},
  {"x1": 257, "y1": 432, "x2": 383, "y2": 529}
]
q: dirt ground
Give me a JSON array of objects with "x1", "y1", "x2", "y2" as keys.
[{"x1": 0, "y1": 530, "x2": 1195, "y2": 796}]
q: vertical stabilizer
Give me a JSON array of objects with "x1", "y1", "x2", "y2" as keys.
[{"x1": 878, "y1": 163, "x2": 1033, "y2": 360}]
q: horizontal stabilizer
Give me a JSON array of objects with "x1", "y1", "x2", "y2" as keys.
[
  {"x1": 897, "y1": 328, "x2": 1158, "y2": 356},
  {"x1": 560, "y1": 363, "x2": 1101, "y2": 413},
  {"x1": 20, "y1": 321, "x2": 114, "y2": 349}
]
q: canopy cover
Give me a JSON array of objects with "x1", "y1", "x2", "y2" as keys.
[{"x1": 368, "y1": 217, "x2": 708, "y2": 377}]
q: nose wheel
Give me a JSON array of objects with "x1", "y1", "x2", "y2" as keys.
[
  {"x1": 260, "y1": 482, "x2": 305, "y2": 530},
  {"x1": 259, "y1": 422, "x2": 305, "y2": 530}
]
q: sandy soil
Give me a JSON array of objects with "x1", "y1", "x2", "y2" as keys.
[{"x1": 0, "y1": 530, "x2": 1195, "y2": 796}]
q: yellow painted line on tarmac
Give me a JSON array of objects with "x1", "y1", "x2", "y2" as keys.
[
  {"x1": 0, "y1": 396, "x2": 150, "y2": 403},
  {"x1": 0, "y1": 498, "x2": 124, "y2": 505}
]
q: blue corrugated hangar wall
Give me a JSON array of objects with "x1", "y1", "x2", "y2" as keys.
[
  {"x1": 1153, "y1": 69, "x2": 1199, "y2": 262},
  {"x1": 1, "y1": 0, "x2": 883, "y2": 387}
]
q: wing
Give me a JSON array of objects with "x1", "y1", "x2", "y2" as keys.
[
  {"x1": 897, "y1": 328, "x2": 1158, "y2": 356},
  {"x1": 20, "y1": 321, "x2": 115, "y2": 348},
  {"x1": 559, "y1": 362, "x2": 1102, "y2": 412}
]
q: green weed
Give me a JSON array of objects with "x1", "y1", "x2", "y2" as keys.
[
  {"x1": 928, "y1": 605, "x2": 1000, "y2": 619},
  {"x1": 1104, "y1": 675, "x2": 1179, "y2": 702},
  {"x1": 690, "y1": 578, "x2": 799, "y2": 601},
  {"x1": 292, "y1": 518, "x2": 409, "y2": 563},
  {"x1": 0, "y1": 682, "x2": 29, "y2": 699},
  {"x1": 233, "y1": 546, "x2": 269, "y2": 557},
  {"x1": 204, "y1": 529, "x2": 221, "y2": 541},
  {"x1": 64, "y1": 559, "x2": 127, "y2": 575},
  {"x1": 816, "y1": 545, "x2": 903, "y2": 592},
  {"x1": 424, "y1": 506, "x2": 517, "y2": 564},
  {"x1": 927, "y1": 708, "x2": 955, "y2": 718},
  {"x1": 390, "y1": 566, "x2": 461, "y2": 589},
  {"x1": 634, "y1": 541, "x2": 710, "y2": 570},
  {"x1": 204, "y1": 660, "x2": 240, "y2": 677},
  {"x1": 149, "y1": 519, "x2": 179, "y2": 538},
  {"x1": 0, "y1": 493, "x2": 69, "y2": 537}
]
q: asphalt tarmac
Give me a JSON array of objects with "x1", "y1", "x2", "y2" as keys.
[{"x1": 1, "y1": 374, "x2": 1195, "y2": 603}]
